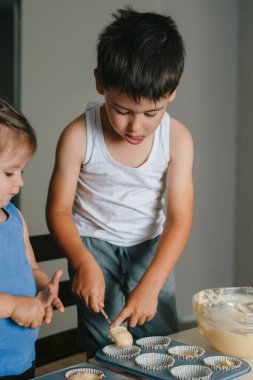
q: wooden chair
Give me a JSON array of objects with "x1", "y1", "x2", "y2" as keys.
[{"x1": 30, "y1": 234, "x2": 83, "y2": 367}]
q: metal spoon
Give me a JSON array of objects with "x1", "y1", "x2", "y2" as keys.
[{"x1": 100, "y1": 307, "x2": 112, "y2": 325}]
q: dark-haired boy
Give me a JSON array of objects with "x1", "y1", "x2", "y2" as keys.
[{"x1": 46, "y1": 7, "x2": 193, "y2": 353}]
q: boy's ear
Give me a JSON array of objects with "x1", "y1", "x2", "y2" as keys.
[
  {"x1": 168, "y1": 89, "x2": 177, "y2": 102},
  {"x1": 94, "y1": 69, "x2": 105, "y2": 95}
]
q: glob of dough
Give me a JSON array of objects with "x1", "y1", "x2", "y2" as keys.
[{"x1": 109, "y1": 325, "x2": 133, "y2": 348}]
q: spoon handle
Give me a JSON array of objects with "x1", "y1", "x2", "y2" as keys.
[{"x1": 100, "y1": 307, "x2": 112, "y2": 324}]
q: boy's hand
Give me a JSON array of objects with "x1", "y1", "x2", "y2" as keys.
[
  {"x1": 10, "y1": 296, "x2": 45, "y2": 329},
  {"x1": 72, "y1": 261, "x2": 105, "y2": 313},
  {"x1": 112, "y1": 283, "x2": 158, "y2": 328},
  {"x1": 36, "y1": 269, "x2": 64, "y2": 324}
]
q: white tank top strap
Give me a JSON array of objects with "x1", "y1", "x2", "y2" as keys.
[
  {"x1": 159, "y1": 110, "x2": 170, "y2": 163},
  {"x1": 84, "y1": 102, "x2": 100, "y2": 164}
]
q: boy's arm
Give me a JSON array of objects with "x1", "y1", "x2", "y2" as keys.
[
  {"x1": 0, "y1": 293, "x2": 45, "y2": 329},
  {"x1": 20, "y1": 210, "x2": 64, "y2": 321},
  {"x1": 113, "y1": 118, "x2": 193, "y2": 327},
  {"x1": 20, "y1": 210, "x2": 51, "y2": 289},
  {"x1": 0, "y1": 293, "x2": 23, "y2": 318},
  {"x1": 0, "y1": 294, "x2": 15, "y2": 318},
  {"x1": 46, "y1": 115, "x2": 105, "y2": 312}
]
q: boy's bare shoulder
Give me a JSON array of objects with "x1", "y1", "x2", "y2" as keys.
[
  {"x1": 57, "y1": 113, "x2": 87, "y2": 162},
  {"x1": 170, "y1": 117, "x2": 192, "y2": 140},
  {"x1": 61, "y1": 113, "x2": 86, "y2": 141},
  {"x1": 169, "y1": 117, "x2": 193, "y2": 159}
]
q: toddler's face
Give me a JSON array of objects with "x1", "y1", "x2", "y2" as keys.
[
  {"x1": 100, "y1": 89, "x2": 175, "y2": 145},
  {"x1": 0, "y1": 145, "x2": 31, "y2": 208}
]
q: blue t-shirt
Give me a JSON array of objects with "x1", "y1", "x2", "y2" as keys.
[{"x1": 0, "y1": 202, "x2": 39, "y2": 376}]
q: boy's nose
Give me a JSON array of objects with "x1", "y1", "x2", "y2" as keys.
[{"x1": 128, "y1": 117, "x2": 141, "y2": 133}]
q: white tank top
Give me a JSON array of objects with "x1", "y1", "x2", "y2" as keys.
[{"x1": 73, "y1": 102, "x2": 170, "y2": 246}]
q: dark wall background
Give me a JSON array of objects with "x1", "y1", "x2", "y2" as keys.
[{"x1": 0, "y1": 0, "x2": 20, "y2": 207}]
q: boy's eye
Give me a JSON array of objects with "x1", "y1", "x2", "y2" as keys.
[
  {"x1": 5, "y1": 172, "x2": 14, "y2": 177},
  {"x1": 144, "y1": 113, "x2": 157, "y2": 117},
  {"x1": 115, "y1": 109, "x2": 129, "y2": 115}
]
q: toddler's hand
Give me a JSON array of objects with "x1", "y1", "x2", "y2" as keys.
[
  {"x1": 112, "y1": 284, "x2": 158, "y2": 328},
  {"x1": 11, "y1": 296, "x2": 45, "y2": 329},
  {"x1": 36, "y1": 269, "x2": 64, "y2": 324},
  {"x1": 72, "y1": 261, "x2": 105, "y2": 313}
]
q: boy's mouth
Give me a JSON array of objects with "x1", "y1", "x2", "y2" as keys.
[{"x1": 125, "y1": 134, "x2": 144, "y2": 145}]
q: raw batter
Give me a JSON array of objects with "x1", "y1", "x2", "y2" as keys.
[{"x1": 109, "y1": 325, "x2": 133, "y2": 348}]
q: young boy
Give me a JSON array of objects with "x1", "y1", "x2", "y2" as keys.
[
  {"x1": 46, "y1": 8, "x2": 193, "y2": 353},
  {"x1": 0, "y1": 98, "x2": 64, "y2": 379}
]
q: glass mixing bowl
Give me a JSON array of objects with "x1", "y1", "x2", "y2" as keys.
[{"x1": 192, "y1": 287, "x2": 253, "y2": 358}]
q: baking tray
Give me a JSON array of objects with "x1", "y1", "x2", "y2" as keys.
[
  {"x1": 95, "y1": 339, "x2": 251, "y2": 380},
  {"x1": 33, "y1": 363, "x2": 132, "y2": 379}
]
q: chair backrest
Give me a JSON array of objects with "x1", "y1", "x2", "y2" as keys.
[{"x1": 30, "y1": 234, "x2": 82, "y2": 367}]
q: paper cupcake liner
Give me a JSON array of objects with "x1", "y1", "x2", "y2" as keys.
[
  {"x1": 168, "y1": 345, "x2": 205, "y2": 359},
  {"x1": 170, "y1": 365, "x2": 212, "y2": 380},
  {"x1": 135, "y1": 335, "x2": 171, "y2": 350},
  {"x1": 203, "y1": 355, "x2": 242, "y2": 371},
  {"x1": 135, "y1": 352, "x2": 175, "y2": 370},
  {"x1": 65, "y1": 367, "x2": 105, "y2": 379},
  {"x1": 102, "y1": 344, "x2": 140, "y2": 359}
]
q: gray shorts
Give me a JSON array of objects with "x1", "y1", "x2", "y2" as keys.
[{"x1": 68, "y1": 235, "x2": 179, "y2": 352}]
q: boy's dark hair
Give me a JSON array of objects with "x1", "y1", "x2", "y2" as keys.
[
  {"x1": 96, "y1": 7, "x2": 185, "y2": 101},
  {"x1": 0, "y1": 98, "x2": 37, "y2": 154}
]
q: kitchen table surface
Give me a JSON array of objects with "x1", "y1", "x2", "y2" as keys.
[{"x1": 33, "y1": 328, "x2": 253, "y2": 379}]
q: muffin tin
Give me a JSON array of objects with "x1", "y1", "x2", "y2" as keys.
[{"x1": 95, "y1": 339, "x2": 251, "y2": 380}]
